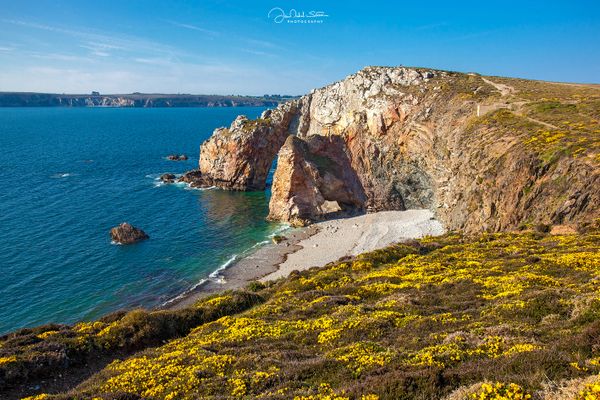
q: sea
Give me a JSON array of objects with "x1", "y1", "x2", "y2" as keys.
[{"x1": 0, "y1": 107, "x2": 284, "y2": 334}]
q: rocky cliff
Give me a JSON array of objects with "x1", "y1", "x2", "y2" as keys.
[{"x1": 194, "y1": 66, "x2": 600, "y2": 231}]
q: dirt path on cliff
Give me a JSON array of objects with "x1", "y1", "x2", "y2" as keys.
[
  {"x1": 482, "y1": 77, "x2": 516, "y2": 97},
  {"x1": 481, "y1": 77, "x2": 559, "y2": 129}
]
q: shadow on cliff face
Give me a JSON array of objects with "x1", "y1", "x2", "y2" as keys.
[{"x1": 304, "y1": 135, "x2": 367, "y2": 209}]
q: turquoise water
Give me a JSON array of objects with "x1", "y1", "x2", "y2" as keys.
[{"x1": 0, "y1": 107, "x2": 281, "y2": 334}]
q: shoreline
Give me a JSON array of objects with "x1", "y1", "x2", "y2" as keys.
[
  {"x1": 163, "y1": 224, "x2": 318, "y2": 309},
  {"x1": 164, "y1": 209, "x2": 444, "y2": 310}
]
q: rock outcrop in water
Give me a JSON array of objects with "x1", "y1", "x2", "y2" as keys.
[
  {"x1": 160, "y1": 173, "x2": 176, "y2": 183},
  {"x1": 166, "y1": 154, "x2": 188, "y2": 161},
  {"x1": 193, "y1": 66, "x2": 600, "y2": 232},
  {"x1": 197, "y1": 106, "x2": 299, "y2": 190},
  {"x1": 110, "y1": 223, "x2": 149, "y2": 244}
]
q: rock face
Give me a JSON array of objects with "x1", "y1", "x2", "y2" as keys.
[
  {"x1": 268, "y1": 135, "x2": 366, "y2": 225},
  {"x1": 110, "y1": 223, "x2": 149, "y2": 244},
  {"x1": 194, "y1": 66, "x2": 600, "y2": 232}
]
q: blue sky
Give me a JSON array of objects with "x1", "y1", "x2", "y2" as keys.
[{"x1": 0, "y1": 0, "x2": 599, "y2": 94}]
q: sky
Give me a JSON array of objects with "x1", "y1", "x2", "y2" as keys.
[{"x1": 0, "y1": 0, "x2": 599, "y2": 95}]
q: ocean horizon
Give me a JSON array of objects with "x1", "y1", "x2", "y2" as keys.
[{"x1": 0, "y1": 106, "x2": 282, "y2": 334}]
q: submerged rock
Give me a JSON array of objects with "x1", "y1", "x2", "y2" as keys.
[
  {"x1": 110, "y1": 223, "x2": 149, "y2": 244},
  {"x1": 167, "y1": 154, "x2": 188, "y2": 161},
  {"x1": 271, "y1": 235, "x2": 287, "y2": 244}
]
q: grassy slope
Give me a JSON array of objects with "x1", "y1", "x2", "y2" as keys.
[
  {"x1": 479, "y1": 77, "x2": 600, "y2": 165},
  {"x1": 5, "y1": 228, "x2": 598, "y2": 400}
]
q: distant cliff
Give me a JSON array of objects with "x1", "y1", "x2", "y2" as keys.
[
  {"x1": 192, "y1": 66, "x2": 600, "y2": 232},
  {"x1": 0, "y1": 92, "x2": 297, "y2": 107}
]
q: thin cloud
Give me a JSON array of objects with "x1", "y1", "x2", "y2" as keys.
[
  {"x1": 134, "y1": 57, "x2": 173, "y2": 66},
  {"x1": 80, "y1": 42, "x2": 122, "y2": 57},
  {"x1": 2, "y1": 18, "x2": 183, "y2": 59},
  {"x1": 442, "y1": 29, "x2": 500, "y2": 43},
  {"x1": 238, "y1": 48, "x2": 277, "y2": 58},
  {"x1": 28, "y1": 52, "x2": 94, "y2": 63},
  {"x1": 165, "y1": 20, "x2": 220, "y2": 36},
  {"x1": 244, "y1": 38, "x2": 281, "y2": 49}
]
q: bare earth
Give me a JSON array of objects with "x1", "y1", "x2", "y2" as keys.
[{"x1": 166, "y1": 210, "x2": 444, "y2": 309}]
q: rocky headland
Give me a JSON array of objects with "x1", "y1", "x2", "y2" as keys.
[
  {"x1": 186, "y1": 66, "x2": 599, "y2": 232},
  {"x1": 0, "y1": 92, "x2": 297, "y2": 107}
]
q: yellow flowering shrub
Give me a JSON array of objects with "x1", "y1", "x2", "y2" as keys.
[
  {"x1": 470, "y1": 382, "x2": 531, "y2": 399},
  {"x1": 0, "y1": 355, "x2": 17, "y2": 365},
  {"x1": 331, "y1": 342, "x2": 394, "y2": 375},
  {"x1": 576, "y1": 380, "x2": 600, "y2": 400}
]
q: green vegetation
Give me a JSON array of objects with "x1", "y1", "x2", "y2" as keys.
[
  {"x1": 430, "y1": 72, "x2": 600, "y2": 168},
  {"x1": 5, "y1": 228, "x2": 599, "y2": 399}
]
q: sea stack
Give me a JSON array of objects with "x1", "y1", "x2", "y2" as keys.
[{"x1": 110, "y1": 223, "x2": 149, "y2": 244}]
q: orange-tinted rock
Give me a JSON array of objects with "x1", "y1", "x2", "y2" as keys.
[
  {"x1": 198, "y1": 104, "x2": 299, "y2": 190},
  {"x1": 268, "y1": 135, "x2": 366, "y2": 225}
]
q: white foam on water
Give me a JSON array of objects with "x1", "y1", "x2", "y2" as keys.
[
  {"x1": 161, "y1": 278, "x2": 210, "y2": 306},
  {"x1": 183, "y1": 184, "x2": 216, "y2": 191},
  {"x1": 209, "y1": 255, "x2": 237, "y2": 279},
  {"x1": 160, "y1": 254, "x2": 238, "y2": 306},
  {"x1": 51, "y1": 173, "x2": 75, "y2": 178}
]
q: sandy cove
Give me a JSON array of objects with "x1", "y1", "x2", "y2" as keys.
[{"x1": 166, "y1": 209, "x2": 444, "y2": 309}]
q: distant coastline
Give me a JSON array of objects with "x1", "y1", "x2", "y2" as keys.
[{"x1": 0, "y1": 92, "x2": 298, "y2": 107}]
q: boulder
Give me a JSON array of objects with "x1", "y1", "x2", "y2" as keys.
[
  {"x1": 271, "y1": 235, "x2": 287, "y2": 244},
  {"x1": 110, "y1": 223, "x2": 149, "y2": 244}
]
